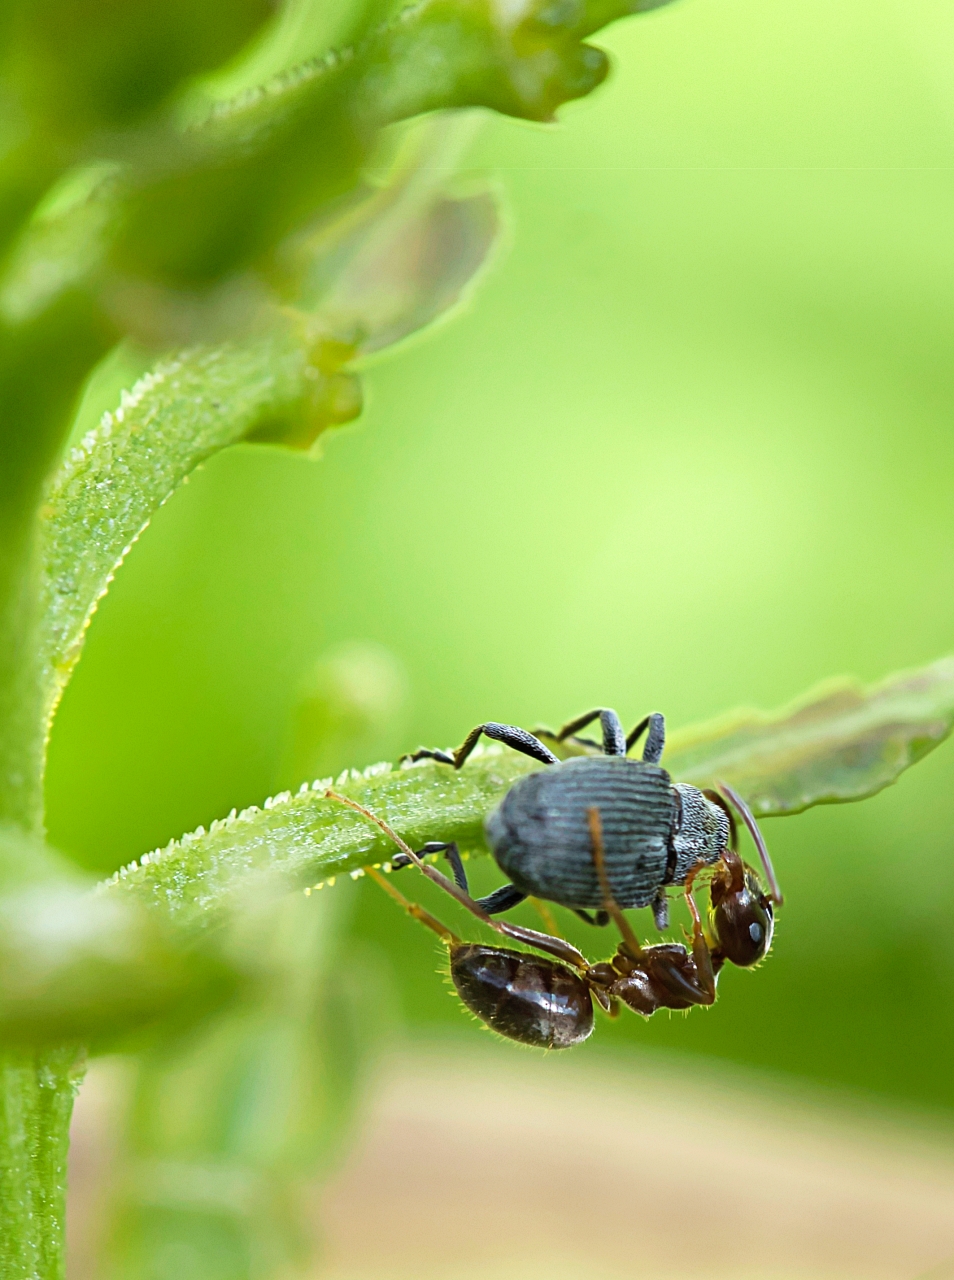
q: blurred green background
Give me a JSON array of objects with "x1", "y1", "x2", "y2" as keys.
[{"x1": 47, "y1": 0, "x2": 954, "y2": 1111}]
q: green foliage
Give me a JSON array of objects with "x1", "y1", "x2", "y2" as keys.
[
  {"x1": 98, "y1": 654, "x2": 954, "y2": 931},
  {"x1": 0, "y1": 0, "x2": 682, "y2": 1269},
  {"x1": 0, "y1": 827, "x2": 237, "y2": 1049},
  {"x1": 34, "y1": 112, "x2": 497, "y2": 758},
  {"x1": 102, "y1": 893, "x2": 379, "y2": 1280},
  {"x1": 1, "y1": 0, "x2": 949, "y2": 1274},
  {"x1": 6, "y1": 0, "x2": 271, "y2": 137},
  {"x1": 664, "y1": 658, "x2": 954, "y2": 813}
]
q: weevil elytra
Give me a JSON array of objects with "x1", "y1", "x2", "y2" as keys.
[
  {"x1": 326, "y1": 792, "x2": 778, "y2": 1050},
  {"x1": 396, "y1": 708, "x2": 782, "y2": 931}
]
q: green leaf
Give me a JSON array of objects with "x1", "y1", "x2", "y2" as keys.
[
  {"x1": 35, "y1": 120, "x2": 501, "y2": 739},
  {"x1": 2, "y1": 656, "x2": 944, "y2": 1051},
  {"x1": 663, "y1": 656, "x2": 954, "y2": 816},
  {"x1": 85, "y1": 0, "x2": 661, "y2": 288},
  {"x1": 271, "y1": 112, "x2": 499, "y2": 354},
  {"x1": 35, "y1": 328, "x2": 345, "y2": 742}
]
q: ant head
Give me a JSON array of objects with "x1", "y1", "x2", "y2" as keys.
[{"x1": 708, "y1": 847, "x2": 774, "y2": 967}]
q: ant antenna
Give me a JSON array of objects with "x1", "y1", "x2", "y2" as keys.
[
  {"x1": 325, "y1": 790, "x2": 591, "y2": 971},
  {"x1": 586, "y1": 807, "x2": 644, "y2": 958},
  {"x1": 363, "y1": 864, "x2": 460, "y2": 946},
  {"x1": 715, "y1": 781, "x2": 783, "y2": 906}
]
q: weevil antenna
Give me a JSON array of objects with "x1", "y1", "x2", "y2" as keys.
[
  {"x1": 325, "y1": 790, "x2": 590, "y2": 970},
  {"x1": 587, "y1": 807, "x2": 644, "y2": 957},
  {"x1": 715, "y1": 782, "x2": 783, "y2": 906}
]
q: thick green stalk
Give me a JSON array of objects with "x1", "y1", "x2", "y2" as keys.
[
  {"x1": 0, "y1": 1047, "x2": 83, "y2": 1280},
  {"x1": 0, "y1": 555, "x2": 87, "y2": 1280},
  {"x1": 0, "y1": 300, "x2": 111, "y2": 1275}
]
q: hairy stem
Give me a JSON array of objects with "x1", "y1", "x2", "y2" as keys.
[
  {"x1": 0, "y1": 1047, "x2": 83, "y2": 1280},
  {"x1": 105, "y1": 751, "x2": 543, "y2": 926}
]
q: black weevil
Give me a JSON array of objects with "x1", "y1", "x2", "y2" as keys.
[{"x1": 395, "y1": 708, "x2": 782, "y2": 931}]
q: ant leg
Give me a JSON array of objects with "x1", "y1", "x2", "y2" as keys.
[
  {"x1": 681, "y1": 864, "x2": 717, "y2": 1003},
  {"x1": 552, "y1": 709, "x2": 626, "y2": 757},
  {"x1": 326, "y1": 791, "x2": 590, "y2": 972},
  {"x1": 391, "y1": 841, "x2": 469, "y2": 892},
  {"x1": 586, "y1": 807, "x2": 645, "y2": 959},
  {"x1": 403, "y1": 723, "x2": 557, "y2": 769},
  {"x1": 364, "y1": 865, "x2": 460, "y2": 946}
]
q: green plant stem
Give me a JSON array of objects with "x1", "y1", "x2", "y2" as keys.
[
  {"x1": 106, "y1": 751, "x2": 544, "y2": 926},
  {"x1": 0, "y1": 1047, "x2": 83, "y2": 1280}
]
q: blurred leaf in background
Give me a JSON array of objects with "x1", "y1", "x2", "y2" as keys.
[
  {"x1": 279, "y1": 641, "x2": 408, "y2": 788},
  {"x1": 95, "y1": 641, "x2": 403, "y2": 1280},
  {"x1": 100, "y1": 890, "x2": 382, "y2": 1280}
]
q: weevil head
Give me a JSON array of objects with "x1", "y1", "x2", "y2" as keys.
[
  {"x1": 669, "y1": 783, "x2": 731, "y2": 881},
  {"x1": 708, "y1": 848, "x2": 774, "y2": 968}
]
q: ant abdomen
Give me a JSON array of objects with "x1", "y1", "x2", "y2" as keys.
[{"x1": 449, "y1": 943, "x2": 595, "y2": 1049}]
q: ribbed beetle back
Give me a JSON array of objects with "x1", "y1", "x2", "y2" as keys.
[{"x1": 485, "y1": 756, "x2": 676, "y2": 910}]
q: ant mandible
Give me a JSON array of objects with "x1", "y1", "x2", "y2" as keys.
[{"x1": 325, "y1": 788, "x2": 777, "y2": 1050}]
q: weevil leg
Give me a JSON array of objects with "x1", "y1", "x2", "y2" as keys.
[
  {"x1": 391, "y1": 841, "x2": 469, "y2": 892},
  {"x1": 553, "y1": 709, "x2": 626, "y2": 757},
  {"x1": 573, "y1": 908, "x2": 611, "y2": 927},
  {"x1": 625, "y1": 715, "x2": 650, "y2": 753},
  {"x1": 477, "y1": 883, "x2": 528, "y2": 915},
  {"x1": 651, "y1": 888, "x2": 669, "y2": 931},
  {"x1": 625, "y1": 712, "x2": 665, "y2": 761},
  {"x1": 394, "y1": 857, "x2": 534, "y2": 921},
  {"x1": 402, "y1": 747, "x2": 455, "y2": 766},
  {"x1": 640, "y1": 713, "x2": 666, "y2": 764},
  {"x1": 533, "y1": 727, "x2": 602, "y2": 754},
  {"x1": 403, "y1": 723, "x2": 557, "y2": 770}
]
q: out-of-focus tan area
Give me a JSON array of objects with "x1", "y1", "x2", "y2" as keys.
[{"x1": 69, "y1": 1041, "x2": 954, "y2": 1280}]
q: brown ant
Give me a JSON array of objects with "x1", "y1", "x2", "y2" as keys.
[{"x1": 325, "y1": 786, "x2": 777, "y2": 1050}]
